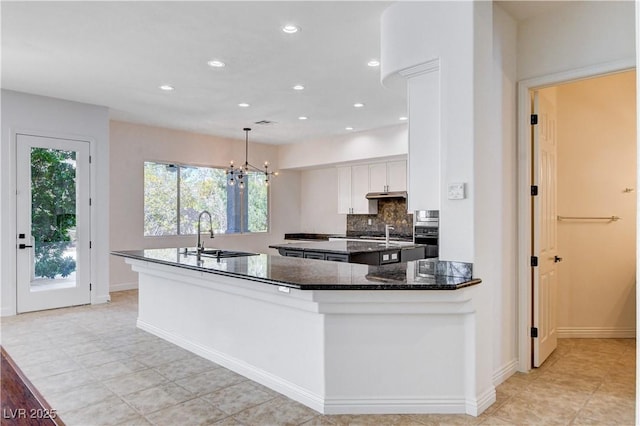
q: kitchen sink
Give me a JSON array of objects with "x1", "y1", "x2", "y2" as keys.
[{"x1": 186, "y1": 249, "x2": 259, "y2": 258}]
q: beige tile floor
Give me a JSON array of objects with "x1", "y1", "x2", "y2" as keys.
[{"x1": 1, "y1": 290, "x2": 635, "y2": 426}]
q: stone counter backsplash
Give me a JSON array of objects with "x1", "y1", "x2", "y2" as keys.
[{"x1": 347, "y1": 198, "x2": 413, "y2": 238}]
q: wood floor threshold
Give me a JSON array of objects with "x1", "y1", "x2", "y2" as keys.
[{"x1": 1, "y1": 346, "x2": 65, "y2": 426}]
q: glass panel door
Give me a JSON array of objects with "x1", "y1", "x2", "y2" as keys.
[{"x1": 16, "y1": 134, "x2": 90, "y2": 313}]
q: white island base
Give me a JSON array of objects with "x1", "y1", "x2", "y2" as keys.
[{"x1": 127, "y1": 258, "x2": 495, "y2": 416}]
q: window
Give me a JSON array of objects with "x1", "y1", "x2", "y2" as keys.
[{"x1": 143, "y1": 161, "x2": 268, "y2": 236}]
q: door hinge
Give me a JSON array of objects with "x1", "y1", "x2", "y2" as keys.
[
  {"x1": 531, "y1": 185, "x2": 538, "y2": 196},
  {"x1": 530, "y1": 256, "x2": 538, "y2": 267},
  {"x1": 531, "y1": 114, "x2": 538, "y2": 125},
  {"x1": 531, "y1": 327, "x2": 538, "y2": 338}
]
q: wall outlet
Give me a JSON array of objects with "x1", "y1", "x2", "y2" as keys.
[
  {"x1": 368, "y1": 218, "x2": 372, "y2": 225},
  {"x1": 448, "y1": 182, "x2": 465, "y2": 200}
]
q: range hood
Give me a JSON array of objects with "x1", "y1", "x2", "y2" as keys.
[{"x1": 365, "y1": 191, "x2": 408, "y2": 200}]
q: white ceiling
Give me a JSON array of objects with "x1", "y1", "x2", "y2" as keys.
[
  {"x1": 2, "y1": 1, "x2": 565, "y2": 145},
  {"x1": 496, "y1": 0, "x2": 567, "y2": 21},
  {"x1": 2, "y1": 1, "x2": 406, "y2": 145}
]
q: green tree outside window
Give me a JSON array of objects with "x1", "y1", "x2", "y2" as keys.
[
  {"x1": 143, "y1": 161, "x2": 268, "y2": 236},
  {"x1": 31, "y1": 148, "x2": 77, "y2": 279}
]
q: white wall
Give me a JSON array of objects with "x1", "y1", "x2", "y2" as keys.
[
  {"x1": 380, "y1": 0, "x2": 497, "y2": 410},
  {"x1": 487, "y1": 3, "x2": 519, "y2": 383},
  {"x1": 278, "y1": 124, "x2": 407, "y2": 170},
  {"x1": 109, "y1": 121, "x2": 301, "y2": 291},
  {"x1": 299, "y1": 168, "x2": 346, "y2": 234},
  {"x1": 636, "y1": 3, "x2": 640, "y2": 422},
  {"x1": 517, "y1": 1, "x2": 635, "y2": 80},
  {"x1": 555, "y1": 71, "x2": 636, "y2": 337},
  {"x1": 377, "y1": 0, "x2": 635, "y2": 395},
  {"x1": 381, "y1": 1, "x2": 479, "y2": 263},
  {"x1": 1, "y1": 90, "x2": 110, "y2": 315}
]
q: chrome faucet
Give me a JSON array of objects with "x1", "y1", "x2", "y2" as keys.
[
  {"x1": 385, "y1": 224, "x2": 395, "y2": 246},
  {"x1": 197, "y1": 210, "x2": 214, "y2": 252}
]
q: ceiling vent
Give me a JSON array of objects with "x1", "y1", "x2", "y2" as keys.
[{"x1": 254, "y1": 120, "x2": 276, "y2": 126}]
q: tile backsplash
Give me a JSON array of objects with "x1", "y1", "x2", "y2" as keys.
[{"x1": 347, "y1": 198, "x2": 413, "y2": 237}]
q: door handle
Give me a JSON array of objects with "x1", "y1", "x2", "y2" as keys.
[
  {"x1": 554, "y1": 255, "x2": 563, "y2": 263},
  {"x1": 18, "y1": 244, "x2": 33, "y2": 249}
]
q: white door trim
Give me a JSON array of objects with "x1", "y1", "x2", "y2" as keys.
[
  {"x1": 16, "y1": 134, "x2": 91, "y2": 312},
  {"x1": 516, "y1": 58, "x2": 636, "y2": 372}
]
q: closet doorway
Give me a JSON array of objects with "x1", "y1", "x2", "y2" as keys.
[{"x1": 518, "y1": 64, "x2": 637, "y2": 371}]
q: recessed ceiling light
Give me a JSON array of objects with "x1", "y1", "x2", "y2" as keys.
[
  {"x1": 399, "y1": 116, "x2": 408, "y2": 121},
  {"x1": 345, "y1": 127, "x2": 354, "y2": 131},
  {"x1": 367, "y1": 60, "x2": 380, "y2": 67},
  {"x1": 159, "y1": 85, "x2": 174, "y2": 91},
  {"x1": 353, "y1": 103, "x2": 364, "y2": 108},
  {"x1": 238, "y1": 103, "x2": 250, "y2": 108},
  {"x1": 293, "y1": 84, "x2": 305, "y2": 91},
  {"x1": 298, "y1": 116, "x2": 308, "y2": 120},
  {"x1": 282, "y1": 24, "x2": 300, "y2": 34},
  {"x1": 207, "y1": 60, "x2": 226, "y2": 68}
]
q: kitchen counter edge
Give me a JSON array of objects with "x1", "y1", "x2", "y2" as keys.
[{"x1": 111, "y1": 249, "x2": 481, "y2": 291}]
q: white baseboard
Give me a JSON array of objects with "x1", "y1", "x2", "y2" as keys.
[
  {"x1": 466, "y1": 386, "x2": 496, "y2": 416},
  {"x1": 323, "y1": 397, "x2": 467, "y2": 415},
  {"x1": 91, "y1": 293, "x2": 111, "y2": 304},
  {"x1": 493, "y1": 359, "x2": 519, "y2": 386},
  {"x1": 110, "y1": 281, "x2": 138, "y2": 292},
  {"x1": 137, "y1": 318, "x2": 474, "y2": 415},
  {"x1": 557, "y1": 327, "x2": 636, "y2": 339},
  {"x1": 1, "y1": 305, "x2": 16, "y2": 317}
]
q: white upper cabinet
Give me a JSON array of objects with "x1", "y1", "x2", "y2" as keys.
[
  {"x1": 386, "y1": 160, "x2": 407, "y2": 192},
  {"x1": 338, "y1": 160, "x2": 407, "y2": 214},
  {"x1": 351, "y1": 165, "x2": 373, "y2": 214},
  {"x1": 369, "y1": 160, "x2": 407, "y2": 192},
  {"x1": 337, "y1": 166, "x2": 352, "y2": 215},
  {"x1": 368, "y1": 163, "x2": 388, "y2": 192},
  {"x1": 337, "y1": 165, "x2": 378, "y2": 215}
]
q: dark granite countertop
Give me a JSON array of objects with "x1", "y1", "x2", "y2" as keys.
[
  {"x1": 344, "y1": 232, "x2": 413, "y2": 241},
  {"x1": 283, "y1": 233, "x2": 414, "y2": 242},
  {"x1": 269, "y1": 240, "x2": 424, "y2": 254},
  {"x1": 284, "y1": 233, "x2": 343, "y2": 241},
  {"x1": 111, "y1": 248, "x2": 480, "y2": 291}
]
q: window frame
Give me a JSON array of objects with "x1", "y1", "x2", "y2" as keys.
[{"x1": 143, "y1": 160, "x2": 270, "y2": 237}]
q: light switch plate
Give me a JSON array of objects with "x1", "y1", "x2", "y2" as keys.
[{"x1": 448, "y1": 182, "x2": 465, "y2": 200}]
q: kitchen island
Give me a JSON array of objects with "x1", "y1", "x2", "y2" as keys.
[
  {"x1": 269, "y1": 240, "x2": 428, "y2": 264},
  {"x1": 112, "y1": 249, "x2": 493, "y2": 416}
]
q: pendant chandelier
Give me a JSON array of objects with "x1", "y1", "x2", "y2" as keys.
[{"x1": 226, "y1": 128, "x2": 277, "y2": 189}]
